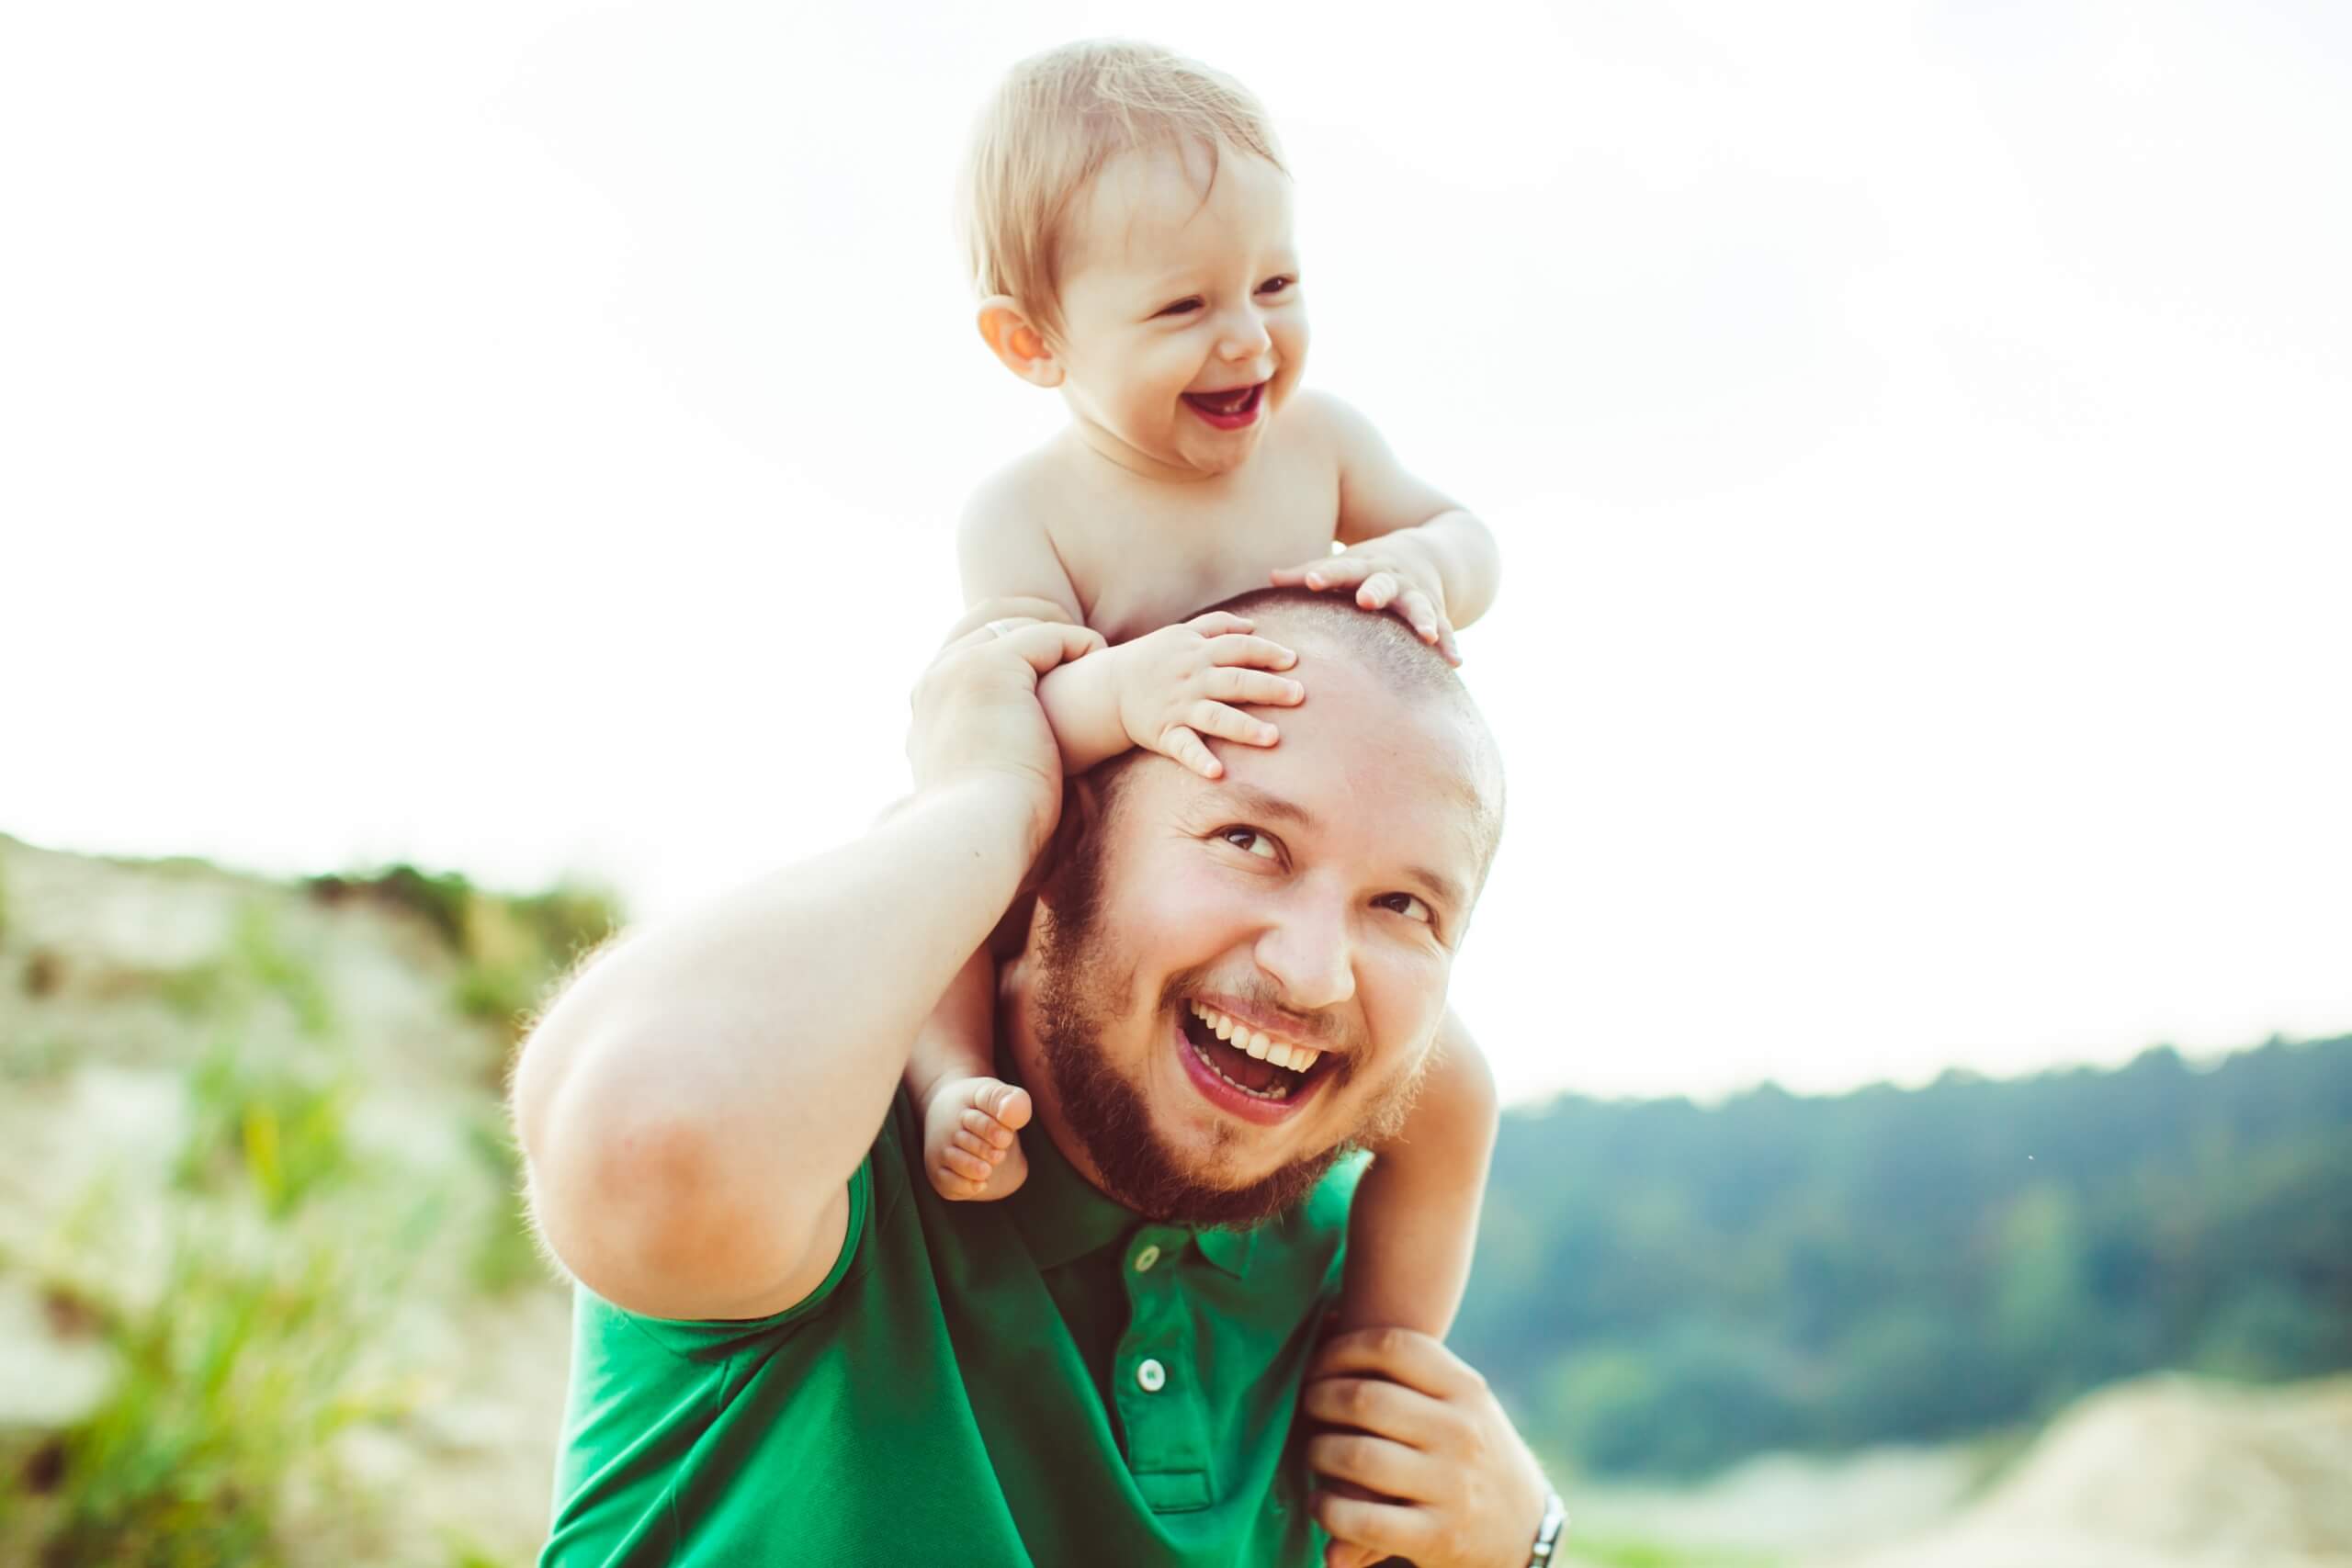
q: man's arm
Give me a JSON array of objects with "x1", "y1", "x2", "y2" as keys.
[{"x1": 510, "y1": 618, "x2": 1100, "y2": 1323}]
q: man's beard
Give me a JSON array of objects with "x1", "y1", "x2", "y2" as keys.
[{"x1": 1026, "y1": 821, "x2": 1430, "y2": 1229}]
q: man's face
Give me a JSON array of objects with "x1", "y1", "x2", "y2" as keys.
[
  {"x1": 1019, "y1": 645, "x2": 1497, "y2": 1225},
  {"x1": 1050, "y1": 141, "x2": 1307, "y2": 480}
]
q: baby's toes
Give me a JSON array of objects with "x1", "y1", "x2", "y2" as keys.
[
  {"x1": 961, "y1": 1106, "x2": 1018, "y2": 1152},
  {"x1": 978, "y1": 1081, "x2": 1033, "y2": 1133}
]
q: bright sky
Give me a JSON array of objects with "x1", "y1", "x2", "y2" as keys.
[{"x1": 6, "y1": 2, "x2": 2347, "y2": 1103}]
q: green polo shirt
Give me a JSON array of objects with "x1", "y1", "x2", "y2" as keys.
[{"x1": 540, "y1": 1084, "x2": 1367, "y2": 1566}]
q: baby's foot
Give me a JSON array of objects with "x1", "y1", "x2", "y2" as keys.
[{"x1": 922, "y1": 1077, "x2": 1032, "y2": 1201}]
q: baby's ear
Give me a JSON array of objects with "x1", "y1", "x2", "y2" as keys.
[{"x1": 978, "y1": 298, "x2": 1064, "y2": 389}]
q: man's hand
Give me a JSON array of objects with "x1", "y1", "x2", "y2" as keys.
[
  {"x1": 1302, "y1": 1328, "x2": 1551, "y2": 1568},
  {"x1": 1103, "y1": 610, "x2": 1303, "y2": 780},
  {"x1": 1271, "y1": 537, "x2": 1462, "y2": 666},
  {"x1": 909, "y1": 614, "x2": 1105, "y2": 844}
]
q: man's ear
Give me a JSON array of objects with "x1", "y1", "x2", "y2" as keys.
[
  {"x1": 1027, "y1": 774, "x2": 1104, "y2": 905},
  {"x1": 978, "y1": 297, "x2": 1066, "y2": 389}
]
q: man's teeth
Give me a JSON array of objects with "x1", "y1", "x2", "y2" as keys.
[{"x1": 1189, "y1": 1001, "x2": 1320, "y2": 1075}]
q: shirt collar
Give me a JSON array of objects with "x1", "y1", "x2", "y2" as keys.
[{"x1": 999, "y1": 1049, "x2": 1256, "y2": 1280}]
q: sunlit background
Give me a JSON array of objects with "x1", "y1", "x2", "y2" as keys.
[
  {"x1": 5, "y1": 6, "x2": 2350, "y2": 1566},
  {"x1": 6, "y1": 1, "x2": 2348, "y2": 1102}
]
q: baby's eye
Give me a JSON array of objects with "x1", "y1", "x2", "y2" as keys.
[
  {"x1": 1218, "y1": 826, "x2": 1279, "y2": 861},
  {"x1": 1157, "y1": 297, "x2": 1204, "y2": 318},
  {"x1": 1375, "y1": 892, "x2": 1433, "y2": 924},
  {"x1": 1257, "y1": 276, "x2": 1294, "y2": 297}
]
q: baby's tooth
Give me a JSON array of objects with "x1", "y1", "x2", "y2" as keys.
[{"x1": 1247, "y1": 1031, "x2": 1272, "y2": 1059}]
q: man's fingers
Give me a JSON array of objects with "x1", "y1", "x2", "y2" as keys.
[
  {"x1": 1299, "y1": 1375, "x2": 1438, "y2": 1445},
  {"x1": 1309, "y1": 1491, "x2": 1424, "y2": 1564},
  {"x1": 1308, "y1": 1326, "x2": 1484, "y2": 1403},
  {"x1": 1204, "y1": 668, "x2": 1305, "y2": 707},
  {"x1": 940, "y1": 596, "x2": 1079, "y2": 645},
  {"x1": 1000, "y1": 619, "x2": 1105, "y2": 674},
  {"x1": 1205, "y1": 633, "x2": 1298, "y2": 671},
  {"x1": 1306, "y1": 1432, "x2": 1442, "y2": 1504}
]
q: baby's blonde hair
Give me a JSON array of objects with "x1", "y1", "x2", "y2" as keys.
[{"x1": 958, "y1": 39, "x2": 1286, "y2": 345}]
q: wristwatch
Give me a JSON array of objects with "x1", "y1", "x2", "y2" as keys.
[{"x1": 1523, "y1": 1488, "x2": 1568, "y2": 1567}]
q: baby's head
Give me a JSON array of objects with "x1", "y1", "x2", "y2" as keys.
[{"x1": 960, "y1": 40, "x2": 1306, "y2": 479}]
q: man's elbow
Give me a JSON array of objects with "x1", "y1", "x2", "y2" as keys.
[{"x1": 512, "y1": 1023, "x2": 809, "y2": 1318}]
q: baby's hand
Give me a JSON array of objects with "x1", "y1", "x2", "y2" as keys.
[
  {"x1": 923, "y1": 1077, "x2": 1034, "y2": 1201},
  {"x1": 1271, "y1": 544, "x2": 1462, "y2": 665},
  {"x1": 1111, "y1": 611, "x2": 1304, "y2": 780}
]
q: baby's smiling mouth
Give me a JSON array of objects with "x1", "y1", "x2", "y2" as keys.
[{"x1": 1181, "y1": 382, "x2": 1265, "y2": 420}]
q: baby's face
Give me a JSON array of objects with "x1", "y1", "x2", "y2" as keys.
[{"x1": 1051, "y1": 143, "x2": 1306, "y2": 479}]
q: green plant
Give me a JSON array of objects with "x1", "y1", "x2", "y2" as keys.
[
  {"x1": 157, "y1": 903, "x2": 335, "y2": 1041},
  {"x1": 463, "y1": 1118, "x2": 553, "y2": 1296},
  {"x1": 177, "y1": 1042, "x2": 358, "y2": 1218},
  {"x1": 32, "y1": 1216, "x2": 412, "y2": 1567}
]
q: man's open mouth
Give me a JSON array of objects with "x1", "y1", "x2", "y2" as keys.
[
  {"x1": 1180, "y1": 999, "x2": 1332, "y2": 1102},
  {"x1": 1181, "y1": 382, "x2": 1265, "y2": 428}
]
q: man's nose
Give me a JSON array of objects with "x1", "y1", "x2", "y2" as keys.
[{"x1": 1253, "y1": 895, "x2": 1356, "y2": 1014}]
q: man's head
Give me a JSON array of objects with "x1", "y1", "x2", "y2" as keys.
[
  {"x1": 1010, "y1": 591, "x2": 1504, "y2": 1227},
  {"x1": 958, "y1": 39, "x2": 1306, "y2": 479}
]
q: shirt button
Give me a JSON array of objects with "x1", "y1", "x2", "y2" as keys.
[
  {"x1": 1133, "y1": 1245, "x2": 1161, "y2": 1273},
  {"x1": 1136, "y1": 1358, "x2": 1167, "y2": 1393}
]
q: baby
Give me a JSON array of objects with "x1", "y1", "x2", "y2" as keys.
[{"x1": 909, "y1": 39, "x2": 1501, "y2": 1346}]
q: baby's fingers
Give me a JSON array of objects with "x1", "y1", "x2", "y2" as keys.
[
  {"x1": 1277, "y1": 557, "x2": 1374, "y2": 592},
  {"x1": 1186, "y1": 700, "x2": 1281, "y2": 750},
  {"x1": 1206, "y1": 633, "x2": 1299, "y2": 671},
  {"x1": 1354, "y1": 571, "x2": 1401, "y2": 611},
  {"x1": 1204, "y1": 667, "x2": 1306, "y2": 707},
  {"x1": 1158, "y1": 726, "x2": 1225, "y2": 780}
]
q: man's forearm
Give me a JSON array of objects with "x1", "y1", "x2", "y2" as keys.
[
  {"x1": 1399, "y1": 509, "x2": 1500, "y2": 629},
  {"x1": 514, "y1": 774, "x2": 1044, "y2": 1313}
]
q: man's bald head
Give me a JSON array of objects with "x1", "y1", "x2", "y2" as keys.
[{"x1": 1092, "y1": 586, "x2": 1506, "y2": 885}]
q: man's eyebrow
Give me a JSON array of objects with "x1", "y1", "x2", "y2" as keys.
[
  {"x1": 1403, "y1": 863, "x2": 1467, "y2": 913},
  {"x1": 1220, "y1": 784, "x2": 1467, "y2": 911},
  {"x1": 1220, "y1": 784, "x2": 1316, "y2": 831}
]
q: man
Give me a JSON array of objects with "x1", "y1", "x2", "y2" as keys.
[{"x1": 512, "y1": 589, "x2": 1560, "y2": 1566}]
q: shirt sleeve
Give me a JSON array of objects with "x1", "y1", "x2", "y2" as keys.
[{"x1": 614, "y1": 1154, "x2": 876, "y2": 1362}]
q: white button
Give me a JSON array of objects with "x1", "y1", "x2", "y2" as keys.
[
  {"x1": 1133, "y1": 1245, "x2": 1161, "y2": 1273},
  {"x1": 1136, "y1": 1358, "x2": 1167, "y2": 1393}
]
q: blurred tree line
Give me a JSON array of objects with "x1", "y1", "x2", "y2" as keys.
[{"x1": 1453, "y1": 1035, "x2": 2352, "y2": 1477}]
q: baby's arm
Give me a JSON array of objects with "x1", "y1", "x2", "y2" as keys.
[
  {"x1": 1272, "y1": 392, "x2": 1502, "y2": 664},
  {"x1": 1336, "y1": 1010, "x2": 1500, "y2": 1337}
]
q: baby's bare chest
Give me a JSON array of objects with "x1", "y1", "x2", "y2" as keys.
[{"x1": 1050, "y1": 459, "x2": 1340, "y2": 646}]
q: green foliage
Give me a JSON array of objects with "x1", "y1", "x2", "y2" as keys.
[
  {"x1": 307, "y1": 862, "x2": 620, "y2": 1047},
  {"x1": 177, "y1": 1042, "x2": 358, "y2": 1219},
  {"x1": 463, "y1": 1116, "x2": 552, "y2": 1296},
  {"x1": 1459, "y1": 1036, "x2": 2352, "y2": 1478},
  {"x1": 32, "y1": 1228, "x2": 385, "y2": 1566},
  {"x1": 159, "y1": 903, "x2": 335, "y2": 1039}
]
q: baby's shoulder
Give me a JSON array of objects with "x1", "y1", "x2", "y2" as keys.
[
  {"x1": 1279, "y1": 387, "x2": 1379, "y2": 455},
  {"x1": 958, "y1": 442, "x2": 1095, "y2": 547}
]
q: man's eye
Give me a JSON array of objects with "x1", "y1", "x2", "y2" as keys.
[
  {"x1": 1377, "y1": 892, "x2": 1433, "y2": 924},
  {"x1": 1257, "y1": 276, "x2": 1294, "y2": 296},
  {"x1": 1157, "y1": 297, "x2": 1203, "y2": 317},
  {"x1": 1219, "y1": 827, "x2": 1278, "y2": 860}
]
